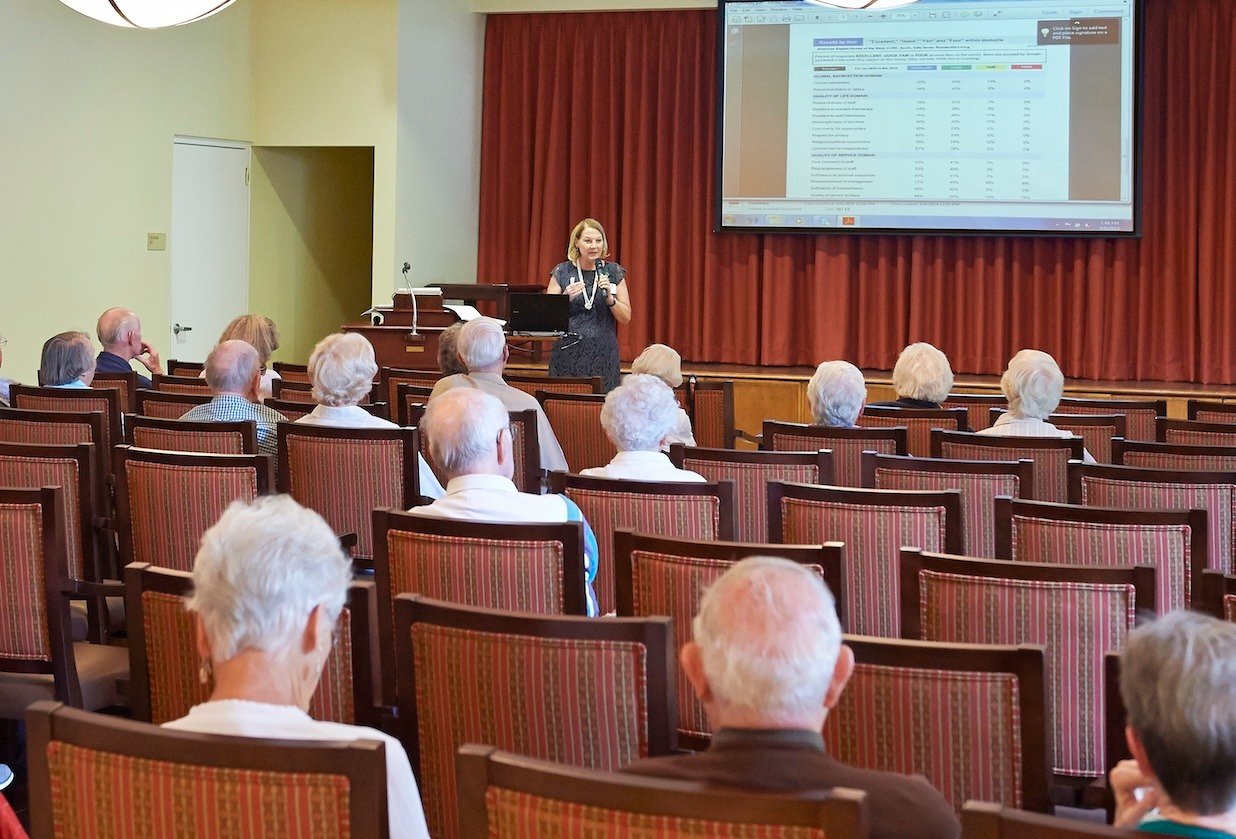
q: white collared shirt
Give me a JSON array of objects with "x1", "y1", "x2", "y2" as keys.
[
  {"x1": 580, "y1": 450, "x2": 707, "y2": 482},
  {"x1": 977, "y1": 412, "x2": 1096, "y2": 463}
]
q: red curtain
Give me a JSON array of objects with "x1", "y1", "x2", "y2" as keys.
[{"x1": 478, "y1": 2, "x2": 1236, "y2": 384}]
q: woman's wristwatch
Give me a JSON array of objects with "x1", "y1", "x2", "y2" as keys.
[{"x1": 607, "y1": 295, "x2": 618, "y2": 307}]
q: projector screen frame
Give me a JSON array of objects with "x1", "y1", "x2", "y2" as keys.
[{"x1": 713, "y1": 0, "x2": 1145, "y2": 239}]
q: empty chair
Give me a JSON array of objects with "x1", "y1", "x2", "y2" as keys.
[
  {"x1": 393, "y1": 595, "x2": 676, "y2": 838},
  {"x1": 670, "y1": 445, "x2": 833, "y2": 542},
  {"x1": 537, "y1": 391, "x2": 613, "y2": 472},
  {"x1": 456, "y1": 745, "x2": 870, "y2": 839},
  {"x1": 862, "y1": 451, "x2": 1034, "y2": 558},
  {"x1": 961, "y1": 802, "x2": 1141, "y2": 838},
  {"x1": 90, "y1": 370, "x2": 138, "y2": 414},
  {"x1": 26, "y1": 701, "x2": 387, "y2": 839},
  {"x1": 263, "y1": 397, "x2": 312, "y2": 421},
  {"x1": 10, "y1": 384, "x2": 123, "y2": 469},
  {"x1": 763, "y1": 421, "x2": 908, "y2": 488},
  {"x1": 1053, "y1": 396, "x2": 1166, "y2": 442},
  {"x1": 271, "y1": 377, "x2": 337, "y2": 404},
  {"x1": 381, "y1": 366, "x2": 441, "y2": 408},
  {"x1": 151, "y1": 373, "x2": 211, "y2": 394},
  {"x1": 933, "y1": 429, "x2": 1084, "y2": 503},
  {"x1": 858, "y1": 405, "x2": 969, "y2": 458},
  {"x1": 942, "y1": 392, "x2": 1007, "y2": 431},
  {"x1": 133, "y1": 388, "x2": 210, "y2": 419},
  {"x1": 683, "y1": 378, "x2": 735, "y2": 449},
  {"x1": 271, "y1": 359, "x2": 311, "y2": 382},
  {"x1": 503, "y1": 408, "x2": 542, "y2": 493},
  {"x1": 165, "y1": 359, "x2": 204, "y2": 377},
  {"x1": 1200, "y1": 570, "x2": 1236, "y2": 621},
  {"x1": 0, "y1": 407, "x2": 109, "y2": 510},
  {"x1": 125, "y1": 415, "x2": 258, "y2": 455},
  {"x1": 994, "y1": 496, "x2": 1206, "y2": 612},
  {"x1": 506, "y1": 372, "x2": 603, "y2": 396},
  {"x1": 1113, "y1": 438, "x2": 1236, "y2": 472},
  {"x1": 1157, "y1": 417, "x2": 1236, "y2": 447},
  {"x1": 395, "y1": 382, "x2": 434, "y2": 426},
  {"x1": 1188, "y1": 399, "x2": 1236, "y2": 424}
]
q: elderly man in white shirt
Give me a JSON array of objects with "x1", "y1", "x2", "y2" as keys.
[
  {"x1": 582, "y1": 374, "x2": 707, "y2": 482},
  {"x1": 977, "y1": 349, "x2": 1095, "y2": 463},
  {"x1": 411, "y1": 388, "x2": 601, "y2": 615},
  {"x1": 428, "y1": 317, "x2": 568, "y2": 474}
]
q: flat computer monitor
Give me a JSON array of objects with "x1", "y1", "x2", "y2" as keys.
[{"x1": 507, "y1": 293, "x2": 569, "y2": 334}]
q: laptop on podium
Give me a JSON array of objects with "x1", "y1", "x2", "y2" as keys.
[{"x1": 507, "y1": 293, "x2": 569, "y2": 336}]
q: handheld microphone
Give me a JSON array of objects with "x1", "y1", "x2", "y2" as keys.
[{"x1": 597, "y1": 260, "x2": 608, "y2": 299}]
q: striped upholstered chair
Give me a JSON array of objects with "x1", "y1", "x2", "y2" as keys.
[
  {"x1": 1053, "y1": 396, "x2": 1166, "y2": 442},
  {"x1": 988, "y1": 409, "x2": 1127, "y2": 465},
  {"x1": 27, "y1": 701, "x2": 387, "y2": 839},
  {"x1": 536, "y1": 391, "x2": 613, "y2": 472},
  {"x1": 165, "y1": 359, "x2": 204, "y2": 377},
  {"x1": 90, "y1": 371, "x2": 139, "y2": 415},
  {"x1": 395, "y1": 382, "x2": 434, "y2": 427},
  {"x1": 762, "y1": 421, "x2": 908, "y2": 488},
  {"x1": 262, "y1": 397, "x2": 312, "y2": 422},
  {"x1": 133, "y1": 388, "x2": 210, "y2": 419},
  {"x1": 942, "y1": 392, "x2": 1007, "y2": 431},
  {"x1": 861, "y1": 451, "x2": 1034, "y2": 558},
  {"x1": 1199, "y1": 570, "x2": 1236, "y2": 621},
  {"x1": 858, "y1": 405, "x2": 970, "y2": 458},
  {"x1": 508, "y1": 372, "x2": 603, "y2": 397},
  {"x1": 1069, "y1": 462, "x2": 1236, "y2": 577},
  {"x1": 961, "y1": 802, "x2": 1155, "y2": 838},
  {"x1": 823, "y1": 636, "x2": 1050, "y2": 814},
  {"x1": 271, "y1": 360, "x2": 311, "y2": 383},
  {"x1": 1156, "y1": 417, "x2": 1236, "y2": 447},
  {"x1": 993, "y1": 496, "x2": 1207, "y2": 612},
  {"x1": 769, "y1": 483, "x2": 963, "y2": 638},
  {"x1": 1188, "y1": 400, "x2": 1236, "y2": 425},
  {"x1": 455, "y1": 745, "x2": 869, "y2": 839},
  {"x1": 380, "y1": 366, "x2": 440, "y2": 408},
  {"x1": 393, "y1": 595, "x2": 676, "y2": 838},
  {"x1": 125, "y1": 415, "x2": 258, "y2": 455},
  {"x1": 548, "y1": 473, "x2": 735, "y2": 616},
  {"x1": 151, "y1": 373, "x2": 211, "y2": 395},
  {"x1": 10, "y1": 385, "x2": 123, "y2": 475},
  {"x1": 684, "y1": 378, "x2": 736, "y2": 449},
  {"x1": 114, "y1": 446, "x2": 275, "y2": 573},
  {"x1": 124, "y1": 563, "x2": 378, "y2": 727},
  {"x1": 271, "y1": 378, "x2": 329, "y2": 404},
  {"x1": 932, "y1": 429, "x2": 1085, "y2": 504},
  {"x1": 901, "y1": 549, "x2": 1154, "y2": 798},
  {"x1": 613, "y1": 529, "x2": 844, "y2": 750},
  {"x1": 669, "y1": 445, "x2": 834, "y2": 542},
  {"x1": 1113, "y1": 438, "x2": 1236, "y2": 472}
]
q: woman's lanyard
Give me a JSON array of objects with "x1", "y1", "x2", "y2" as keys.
[{"x1": 575, "y1": 260, "x2": 604, "y2": 310}]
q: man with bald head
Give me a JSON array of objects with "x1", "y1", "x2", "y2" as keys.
[
  {"x1": 623, "y1": 557, "x2": 959, "y2": 839},
  {"x1": 179, "y1": 340, "x2": 287, "y2": 456},
  {"x1": 411, "y1": 388, "x2": 600, "y2": 615},
  {"x1": 96, "y1": 307, "x2": 163, "y2": 387}
]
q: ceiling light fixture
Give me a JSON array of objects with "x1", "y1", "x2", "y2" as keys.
[{"x1": 57, "y1": 0, "x2": 239, "y2": 29}]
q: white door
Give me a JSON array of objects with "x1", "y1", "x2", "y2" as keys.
[{"x1": 169, "y1": 137, "x2": 250, "y2": 363}]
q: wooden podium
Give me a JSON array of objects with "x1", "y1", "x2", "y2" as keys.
[{"x1": 341, "y1": 290, "x2": 459, "y2": 371}]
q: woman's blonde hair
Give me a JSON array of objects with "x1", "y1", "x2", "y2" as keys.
[
  {"x1": 219, "y1": 315, "x2": 280, "y2": 364},
  {"x1": 631, "y1": 344, "x2": 684, "y2": 388},
  {"x1": 567, "y1": 218, "x2": 610, "y2": 262}
]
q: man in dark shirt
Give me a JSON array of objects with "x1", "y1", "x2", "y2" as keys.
[
  {"x1": 623, "y1": 557, "x2": 960, "y2": 839},
  {"x1": 95, "y1": 307, "x2": 163, "y2": 388}
]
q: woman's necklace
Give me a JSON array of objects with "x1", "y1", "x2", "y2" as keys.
[{"x1": 576, "y1": 260, "x2": 599, "y2": 310}]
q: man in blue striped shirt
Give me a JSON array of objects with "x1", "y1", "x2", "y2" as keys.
[{"x1": 181, "y1": 340, "x2": 286, "y2": 457}]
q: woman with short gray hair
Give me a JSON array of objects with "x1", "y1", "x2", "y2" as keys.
[
  {"x1": 582, "y1": 374, "x2": 705, "y2": 482},
  {"x1": 977, "y1": 349, "x2": 1094, "y2": 461},
  {"x1": 40, "y1": 331, "x2": 95, "y2": 388},
  {"x1": 806, "y1": 361, "x2": 866, "y2": 428},
  {"x1": 870, "y1": 342, "x2": 953, "y2": 409},
  {"x1": 631, "y1": 344, "x2": 695, "y2": 449}
]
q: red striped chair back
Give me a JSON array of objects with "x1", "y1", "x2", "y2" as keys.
[
  {"x1": 134, "y1": 389, "x2": 210, "y2": 419},
  {"x1": 272, "y1": 378, "x2": 348, "y2": 404},
  {"x1": 902, "y1": 549, "x2": 1153, "y2": 786},
  {"x1": 859, "y1": 406, "x2": 969, "y2": 458},
  {"x1": 961, "y1": 801, "x2": 1146, "y2": 838},
  {"x1": 27, "y1": 700, "x2": 386, "y2": 839},
  {"x1": 994, "y1": 496, "x2": 1206, "y2": 612},
  {"x1": 1053, "y1": 397, "x2": 1166, "y2": 442},
  {"x1": 114, "y1": 446, "x2": 274, "y2": 573},
  {"x1": 507, "y1": 372, "x2": 602, "y2": 397},
  {"x1": 536, "y1": 391, "x2": 613, "y2": 472},
  {"x1": 125, "y1": 415, "x2": 258, "y2": 455},
  {"x1": 10, "y1": 386, "x2": 122, "y2": 473},
  {"x1": 456, "y1": 745, "x2": 869, "y2": 839},
  {"x1": 942, "y1": 393, "x2": 1007, "y2": 431},
  {"x1": 1113, "y1": 438, "x2": 1236, "y2": 472},
  {"x1": 824, "y1": 636, "x2": 1050, "y2": 814},
  {"x1": 263, "y1": 398, "x2": 312, "y2": 421},
  {"x1": 548, "y1": 473, "x2": 735, "y2": 616},
  {"x1": 670, "y1": 445, "x2": 833, "y2": 542},
  {"x1": 0, "y1": 407, "x2": 109, "y2": 512},
  {"x1": 862, "y1": 451, "x2": 1034, "y2": 558},
  {"x1": 505, "y1": 409, "x2": 542, "y2": 494},
  {"x1": 1188, "y1": 399, "x2": 1236, "y2": 425},
  {"x1": 151, "y1": 373, "x2": 211, "y2": 395},
  {"x1": 271, "y1": 360, "x2": 311, "y2": 383},
  {"x1": 932, "y1": 430, "x2": 1084, "y2": 503},
  {"x1": 770, "y1": 483, "x2": 963, "y2": 638},
  {"x1": 685, "y1": 378, "x2": 735, "y2": 449},
  {"x1": 613, "y1": 530, "x2": 844, "y2": 750},
  {"x1": 394, "y1": 596, "x2": 676, "y2": 838},
  {"x1": 989, "y1": 410, "x2": 1127, "y2": 465},
  {"x1": 1200, "y1": 570, "x2": 1236, "y2": 621},
  {"x1": 396, "y1": 382, "x2": 434, "y2": 427},
  {"x1": 1157, "y1": 417, "x2": 1236, "y2": 447},
  {"x1": 762, "y1": 421, "x2": 908, "y2": 488},
  {"x1": 381, "y1": 366, "x2": 441, "y2": 408},
  {"x1": 90, "y1": 371, "x2": 138, "y2": 415},
  {"x1": 165, "y1": 359, "x2": 204, "y2": 377}
]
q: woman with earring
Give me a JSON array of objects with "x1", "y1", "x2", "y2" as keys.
[
  {"x1": 546, "y1": 217, "x2": 632, "y2": 391},
  {"x1": 163, "y1": 495, "x2": 430, "y2": 839}
]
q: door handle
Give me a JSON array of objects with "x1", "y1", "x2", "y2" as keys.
[{"x1": 173, "y1": 323, "x2": 193, "y2": 336}]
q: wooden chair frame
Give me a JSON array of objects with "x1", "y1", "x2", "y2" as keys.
[
  {"x1": 124, "y1": 415, "x2": 259, "y2": 455},
  {"x1": 1112, "y1": 437, "x2": 1236, "y2": 470},
  {"x1": 380, "y1": 366, "x2": 441, "y2": 409},
  {"x1": 1187, "y1": 400, "x2": 1236, "y2": 424},
  {"x1": 931, "y1": 429, "x2": 1085, "y2": 503},
  {"x1": 134, "y1": 388, "x2": 211, "y2": 418},
  {"x1": 0, "y1": 407, "x2": 110, "y2": 513},
  {"x1": 961, "y1": 801, "x2": 1152, "y2": 838},
  {"x1": 395, "y1": 382, "x2": 434, "y2": 427},
  {"x1": 508, "y1": 372, "x2": 604, "y2": 395},
  {"x1": 942, "y1": 392, "x2": 1007, "y2": 431},
  {"x1": 505, "y1": 408, "x2": 542, "y2": 494},
  {"x1": 271, "y1": 360, "x2": 311, "y2": 382},
  {"x1": 262, "y1": 398, "x2": 312, "y2": 421},
  {"x1": 165, "y1": 359, "x2": 204, "y2": 377},
  {"x1": 535, "y1": 390, "x2": 611, "y2": 472},
  {"x1": 151, "y1": 373, "x2": 211, "y2": 394},
  {"x1": 1199, "y1": 570, "x2": 1236, "y2": 620},
  {"x1": 1156, "y1": 417, "x2": 1236, "y2": 446},
  {"x1": 90, "y1": 370, "x2": 139, "y2": 415},
  {"x1": 761, "y1": 420, "x2": 909, "y2": 455},
  {"x1": 547, "y1": 473, "x2": 736, "y2": 540},
  {"x1": 1053, "y1": 397, "x2": 1167, "y2": 442},
  {"x1": 986, "y1": 410, "x2": 1127, "y2": 463},
  {"x1": 860, "y1": 405, "x2": 971, "y2": 457},
  {"x1": 683, "y1": 378, "x2": 737, "y2": 449},
  {"x1": 10, "y1": 385, "x2": 123, "y2": 472},
  {"x1": 271, "y1": 378, "x2": 337, "y2": 404}
]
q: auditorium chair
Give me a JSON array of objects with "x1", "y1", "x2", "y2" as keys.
[
  {"x1": 271, "y1": 360, "x2": 311, "y2": 383},
  {"x1": 263, "y1": 397, "x2": 312, "y2": 421},
  {"x1": 504, "y1": 408, "x2": 542, "y2": 493},
  {"x1": 271, "y1": 377, "x2": 332, "y2": 404},
  {"x1": 1156, "y1": 417, "x2": 1236, "y2": 447},
  {"x1": 986, "y1": 410, "x2": 1126, "y2": 465},
  {"x1": 536, "y1": 391, "x2": 613, "y2": 472},
  {"x1": 89, "y1": 370, "x2": 138, "y2": 415},
  {"x1": 124, "y1": 415, "x2": 258, "y2": 455},
  {"x1": 683, "y1": 377, "x2": 736, "y2": 449},
  {"x1": 993, "y1": 496, "x2": 1206, "y2": 612},
  {"x1": 124, "y1": 563, "x2": 378, "y2": 727},
  {"x1": 0, "y1": 488, "x2": 128, "y2": 720},
  {"x1": 165, "y1": 359, "x2": 204, "y2": 377},
  {"x1": 392, "y1": 595, "x2": 676, "y2": 838},
  {"x1": 762, "y1": 420, "x2": 908, "y2": 488},
  {"x1": 669, "y1": 445, "x2": 834, "y2": 542},
  {"x1": 1052, "y1": 396, "x2": 1166, "y2": 442},
  {"x1": 133, "y1": 388, "x2": 210, "y2": 419},
  {"x1": 858, "y1": 405, "x2": 970, "y2": 458},
  {"x1": 932, "y1": 429, "x2": 1085, "y2": 504},
  {"x1": 0, "y1": 407, "x2": 110, "y2": 511},
  {"x1": 861, "y1": 451, "x2": 1035, "y2": 558},
  {"x1": 1200, "y1": 570, "x2": 1236, "y2": 621},
  {"x1": 114, "y1": 446, "x2": 275, "y2": 573},
  {"x1": 942, "y1": 392, "x2": 1007, "y2": 431},
  {"x1": 1069, "y1": 461, "x2": 1236, "y2": 576},
  {"x1": 548, "y1": 473, "x2": 735, "y2": 616},
  {"x1": 9, "y1": 385, "x2": 123, "y2": 474},
  {"x1": 1112, "y1": 438, "x2": 1236, "y2": 472},
  {"x1": 769, "y1": 482, "x2": 963, "y2": 638},
  {"x1": 150, "y1": 373, "x2": 210, "y2": 394},
  {"x1": 823, "y1": 636, "x2": 1050, "y2": 814},
  {"x1": 961, "y1": 802, "x2": 1163, "y2": 838},
  {"x1": 507, "y1": 372, "x2": 603, "y2": 397},
  {"x1": 380, "y1": 365, "x2": 440, "y2": 408},
  {"x1": 395, "y1": 381, "x2": 434, "y2": 426},
  {"x1": 26, "y1": 701, "x2": 387, "y2": 839},
  {"x1": 455, "y1": 745, "x2": 870, "y2": 839},
  {"x1": 612, "y1": 529, "x2": 844, "y2": 750},
  {"x1": 278, "y1": 424, "x2": 422, "y2": 565},
  {"x1": 1188, "y1": 399, "x2": 1236, "y2": 424},
  {"x1": 901, "y1": 549, "x2": 1155, "y2": 802}
]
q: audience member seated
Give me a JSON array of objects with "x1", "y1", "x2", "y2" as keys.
[
  {"x1": 0, "y1": 332, "x2": 15, "y2": 406},
  {"x1": 163, "y1": 496, "x2": 430, "y2": 839},
  {"x1": 411, "y1": 388, "x2": 600, "y2": 615},
  {"x1": 437, "y1": 321, "x2": 466, "y2": 376},
  {"x1": 977, "y1": 349, "x2": 1095, "y2": 462},
  {"x1": 623, "y1": 557, "x2": 959, "y2": 839},
  {"x1": 1109, "y1": 611, "x2": 1236, "y2": 837},
  {"x1": 581, "y1": 374, "x2": 705, "y2": 482},
  {"x1": 807, "y1": 360, "x2": 867, "y2": 428},
  {"x1": 869, "y1": 342, "x2": 953, "y2": 409},
  {"x1": 631, "y1": 343, "x2": 696, "y2": 449},
  {"x1": 40, "y1": 331, "x2": 96, "y2": 388},
  {"x1": 428, "y1": 317, "x2": 568, "y2": 473},
  {"x1": 180, "y1": 340, "x2": 287, "y2": 457},
  {"x1": 296, "y1": 332, "x2": 444, "y2": 499},
  {"x1": 210, "y1": 314, "x2": 282, "y2": 400},
  {"x1": 95, "y1": 306, "x2": 163, "y2": 388}
]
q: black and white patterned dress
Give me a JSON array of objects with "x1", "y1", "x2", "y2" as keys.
[{"x1": 547, "y1": 261, "x2": 627, "y2": 392}]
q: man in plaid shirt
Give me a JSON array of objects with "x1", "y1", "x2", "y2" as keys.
[{"x1": 181, "y1": 340, "x2": 286, "y2": 456}]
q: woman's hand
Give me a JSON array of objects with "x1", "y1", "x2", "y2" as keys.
[
  {"x1": 563, "y1": 280, "x2": 586, "y2": 300},
  {"x1": 1110, "y1": 759, "x2": 1162, "y2": 828}
]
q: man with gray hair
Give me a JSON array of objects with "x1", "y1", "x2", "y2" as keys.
[
  {"x1": 180, "y1": 339, "x2": 287, "y2": 456},
  {"x1": 1109, "y1": 611, "x2": 1236, "y2": 835},
  {"x1": 623, "y1": 557, "x2": 959, "y2": 839},
  {"x1": 429, "y1": 317, "x2": 568, "y2": 474},
  {"x1": 411, "y1": 388, "x2": 600, "y2": 614},
  {"x1": 807, "y1": 360, "x2": 867, "y2": 427},
  {"x1": 581, "y1": 374, "x2": 705, "y2": 481},
  {"x1": 95, "y1": 306, "x2": 163, "y2": 387}
]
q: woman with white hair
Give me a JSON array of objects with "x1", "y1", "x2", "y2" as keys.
[
  {"x1": 581, "y1": 373, "x2": 706, "y2": 482},
  {"x1": 977, "y1": 349, "x2": 1094, "y2": 461},
  {"x1": 807, "y1": 361, "x2": 867, "y2": 428},
  {"x1": 40, "y1": 331, "x2": 96, "y2": 388},
  {"x1": 631, "y1": 343, "x2": 696, "y2": 449},
  {"x1": 164, "y1": 496, "x2": 430, "y2": 839},
  {"x1": 870, "y1": 342, "x2": 954, "y2": 409}
]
